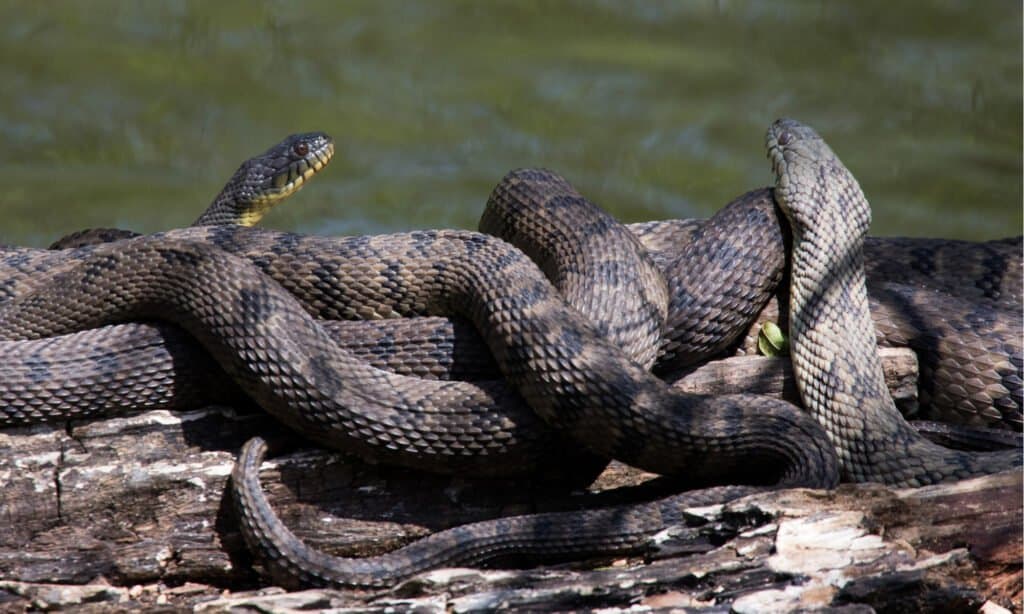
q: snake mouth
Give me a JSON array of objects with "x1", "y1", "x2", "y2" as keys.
[
  {"x1": 240, "y1": 137, "x2": 335, "y2": 225},
  {"x1": 267, "y1": 139, "x2": 335, "y2": 201},
  {"x1": 765, "y1": 130, "x2": 788, "y2": 194}
]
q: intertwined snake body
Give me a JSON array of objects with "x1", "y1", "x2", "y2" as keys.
[
  {"x1": 4, "y1": 187, "x2": 1020, "y2": 431},
  {"x1": 223, "y1": 120, "x2": 1021, "y2": 588},
  {"x1": 0, "y1": 121, "x2": 1019, "y2": 589},
  {"x1": 0, "y1": 225, "x2": 838, "y2": 484},
  {"x1": 767, "y1": 118, "x2": 1020, "y2": 485}
]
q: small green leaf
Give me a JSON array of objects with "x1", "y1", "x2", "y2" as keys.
[{"x1": 757, "y1": 321, "x2": 790, "y2": 356}]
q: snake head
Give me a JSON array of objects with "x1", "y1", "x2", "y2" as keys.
[
  {"x1": 202, "y1": 132, "x2": 335, "y2": 226},
  {"x1": 765, "y1": 118, "x2": 871, "y2": 238}
]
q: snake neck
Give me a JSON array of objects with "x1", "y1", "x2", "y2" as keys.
[
  {"x1": 195, "y1": 199, "x2": 269, "y2": 227},
  {"x1": 788, "y1": 224, "x2": 904, "y2": 475},
  {"x1": 192, "y1": 133, "x2": 334, "y2": 228},
  {"x1": 781, "y1": 148, "x2": 1020, "y2": 485},
  {"x1": 194, "y1": 182, "x2": 271, "y2": 227}
]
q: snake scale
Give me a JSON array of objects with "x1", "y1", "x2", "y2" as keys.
[
  {"x1": 0, "y1": 121, "x2": 1019, "y2": 588},
  {"x1": 7, "y1": 130, "x2": 1022, "y2": 433},
  {"x1": 767, "y1": 119, "x2": 1020, "y2": 485},
  {"x1": 3, "y1": 193, "x2": 1020, "y2": 430},
  {"x1": 48, "y1": 132, "x2": 336, "y2": 250},
  {"x1": 223, "y1": 119, "x2": 1020, "y2": 588}
]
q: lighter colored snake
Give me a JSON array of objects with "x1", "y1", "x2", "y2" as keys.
[{"x1": 767, "y1": 118, "x2": 1020, "y2": 485}]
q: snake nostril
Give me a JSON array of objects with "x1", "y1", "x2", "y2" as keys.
[{"x1": 293, "y1": 142, "x2": 309, "y2": 157}]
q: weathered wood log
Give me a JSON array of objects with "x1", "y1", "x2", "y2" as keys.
[
  {"x1": 1, "y1": 350, "x2": 1018, "y2": 612},
  {"x1": 672, "y1": 347, "x2": 919, "y2": 414}
]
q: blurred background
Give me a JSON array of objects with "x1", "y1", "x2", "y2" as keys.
[{"x1": 0, "y1": 0, "x2": 1019, "y2": 247}]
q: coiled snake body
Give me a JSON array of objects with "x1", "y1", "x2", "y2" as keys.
[
  {"x1": 8, "y1": 132, "x2": 1021, "y2": 434},
  {"x1": 224, "y1": 120, "x2": 1021, "y2": 588},
  {"x1": 767, "y1": 119, "x2": 1020, "y2": 485},
  {"x1": 0, "y1": 122, "x2": 1019, "y2": 588},
  {"x1": 4, "y1": 191, "x2": 1021, "y2": 431}
]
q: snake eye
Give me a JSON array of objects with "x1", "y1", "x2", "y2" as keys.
[
  {"x1": 777, "y1": 131, "x2": 792, "y2": 146},
  {"x1": 293, "y1": 142, "x2": 309, "y2": 157}
]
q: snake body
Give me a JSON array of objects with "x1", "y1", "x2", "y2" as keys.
[
  {"x1": 232, "y1": 436, "x2": 757, "y2": 589},
  {"x1": 767, "y1": 118, "x2": 1020, "y2": 486},
  {"x1": 0, "y1": 230, "x2": 837, "y2": 486},
  {"x1": 12, "y1": 130, "x2": 1021, "y2": 433},
  {"x1": 224, "y1": 120, "x2": 1021, "y2": 588},
  {"x1": 0, "y1": 120, "x2": 1019, "y2": 588},
  {"x1": 4, "y1": 187, "x2": 1018, "y2": 431}
]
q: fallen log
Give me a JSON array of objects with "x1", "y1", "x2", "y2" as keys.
[
  {"x1": 672, "y1": 347, "x2": 919, "y2": 414},
  {"x1": 1, "y1": 350, "x2": 1018, "y2": 611}
]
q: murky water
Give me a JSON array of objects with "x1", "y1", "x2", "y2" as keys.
[{"x1": 0, "y1": 1, "x2": 1020, "y2": 247}]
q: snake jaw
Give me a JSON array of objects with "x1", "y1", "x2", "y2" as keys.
[
  {"x1": 261, "y1": 133, "x2": 335, "y2": 203},
  {"x1": 196, "y1": 132, "x2": 334, "y2": 227}
]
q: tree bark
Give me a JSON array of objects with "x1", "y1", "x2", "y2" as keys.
[{"x1": 0, "y1": 351, "x2": 1018, "y2": 612}]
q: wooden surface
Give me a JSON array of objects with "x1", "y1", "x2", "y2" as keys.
[{"x1": 0, "y1": 351, "x2": 1019, "y2": 612}]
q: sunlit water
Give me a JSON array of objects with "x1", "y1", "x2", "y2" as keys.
[{"x1": 0, "y1": 1, "x2": 1020, "y2": 247}]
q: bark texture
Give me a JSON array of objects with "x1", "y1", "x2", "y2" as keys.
[{"x1": 0, "y1": 352, "x2": 1018, "y2": 612}]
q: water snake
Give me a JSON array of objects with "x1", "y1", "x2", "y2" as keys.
[
  {"x1": 224, "y1": 119, "x2": 1020, "y2": 588},
  {"x1": 13, "y1": 127, "x2": 1020, "y2": 433},
  {"x1": 3, "y1": 190, "x2": 1018, "y2": 432},
  {"x1": 48, "y1": 131, "x2": 335, "y2": 249},
  {"x1": 0, "y1": 218, "x2": 840, "y2": 484},
  {"x1": 767, "y1": 118, "x2": 1020, "y2": 485},
  {"x1": 7, "y1": 123, "x2": 1019, "y2": 436},
  {"x1": 1, "y1": 119, "x2": 1016, "y2": 588},
  {"x1": 19, "y1": 214, "x2": 829, "y2": 586}
]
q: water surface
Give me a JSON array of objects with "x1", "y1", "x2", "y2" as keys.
[{"x1": 0, "y1": 1, "x2": 1019, "y2": 246}]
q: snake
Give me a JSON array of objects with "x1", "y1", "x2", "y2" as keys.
[
  {"x1": 3, "y1": 192, "x2": 1018, "y2": 432},
  {"x1": 48, "y1": 132, "x2": 336, "y2": 249},
  {"x1": 0, "y1": 120, "x2": 1016, "y2": 588},
  {"x1": 0, "y1": 153, "x2": 1020, "y2": 442},
  {"x1": 3, "y1": 188, "x2": 1018, "y2": 444},
  {"x1": 766, "y1": 118, "x2": 1021, "y2": 486},
  {"x1": 8, "y1": 120, "x2": 1022, "y2": 435},
  {"x1": 222, "y1": 119, "x2": 1022, "y2": 589},
  {"x1": 9, "y1": 221, "x2": 830, "y2": 589},
  {"x1": 0, "y1": 192, "x2": 841, "y2": 482},
  {"x1": 14, "y1": 126, "x2": 1020, "y2": 433}
]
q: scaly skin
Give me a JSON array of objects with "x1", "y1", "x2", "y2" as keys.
[
  {"x1": 768, "y1": 117, "x2": 1021, "y2": 486},
  {"x1": 232, "y1": 436, "x2": 760, "y2": 590},
  {"x1": 5, "y1": 177, "x2": 1019, "y2": 430}
]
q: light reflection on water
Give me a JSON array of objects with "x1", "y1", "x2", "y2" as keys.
[{"x1": 0, "y1": 1, "x2": 1019, "y2": 247}]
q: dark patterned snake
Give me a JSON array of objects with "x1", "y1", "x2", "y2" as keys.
[
  {"x1": 766, "y1": 118, "x2": 1021, "y2": 486},
  {"x1": 13, "y1": 126, "x2": 1020, "y2": 434},
  {"x1": 48, "y1": 132, "x2": 335, "y2": 250},
  {"x1": 1, "y1": 118, "x2": 1016, "y2": 587},
  {"x1": 7, "y1": 130, "x2": 1021, "y2": 436},
  {"x1": 0, "y1": 201, "x2": 839, "y2": 482},
  {"x1": 222, "y1": 119, "x2": 1021, "y2": 588},
  {"x1": 3, "y1": 190, "x2": 1020, "y2": 431}
]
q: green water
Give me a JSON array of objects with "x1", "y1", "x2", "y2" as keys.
[{"x1": 0, "y1": 1, "x2": 1020, "y2": 247}]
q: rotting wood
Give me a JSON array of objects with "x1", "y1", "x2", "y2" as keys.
[
  {"x1": 0, "y1": 350, "x2": 1019, "y2": 612},
  {"x1": 671, "y1": 347, "x2": 918, "y2": 413}
]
